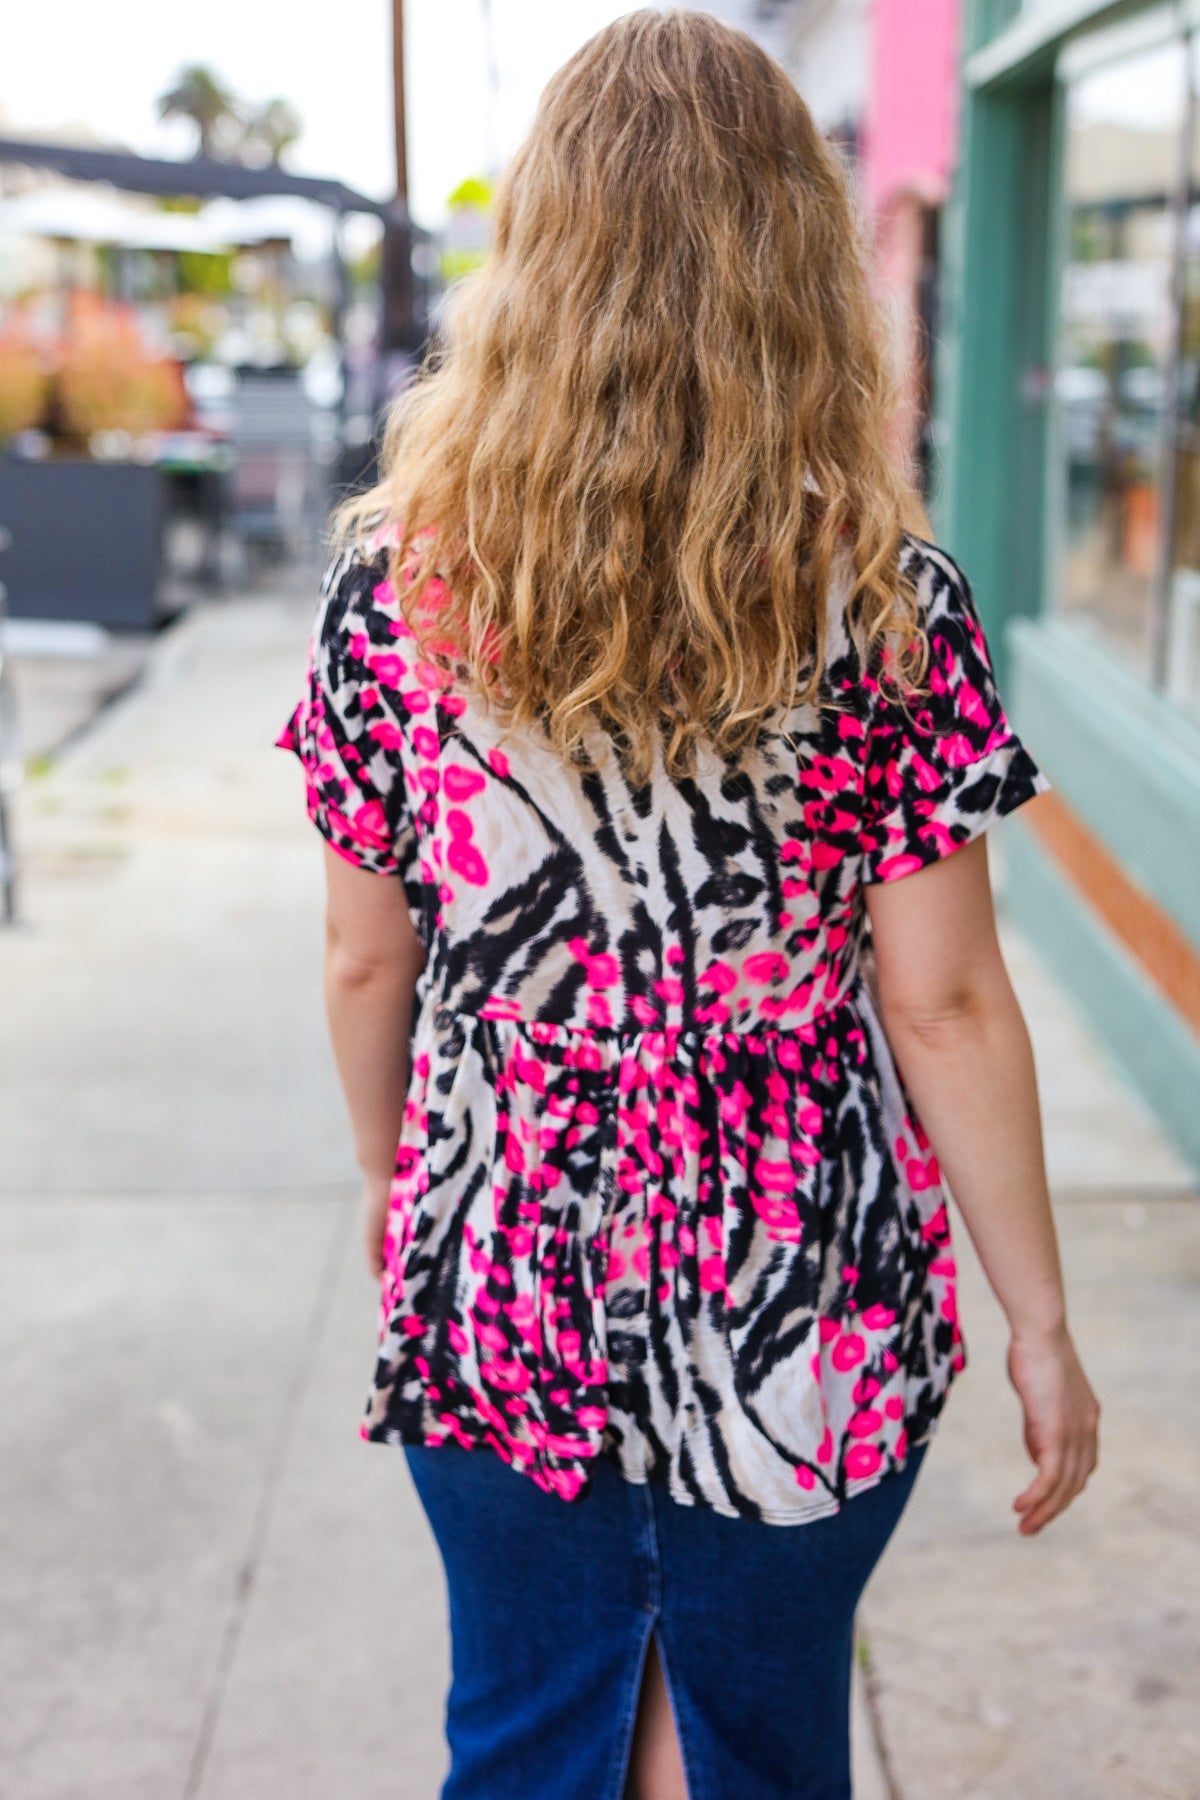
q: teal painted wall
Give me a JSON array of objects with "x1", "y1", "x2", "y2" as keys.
[
  {"x1": 1009, "y1": 620, "x2": 1200, "y2": 949},
  {"x1": 1007, "y1": 827, "x2": 1200, "y2": 1177}
]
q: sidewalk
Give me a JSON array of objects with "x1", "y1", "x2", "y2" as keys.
[{"x1": 0, "y1": 586, "x2": 1196, "y2": 1800}]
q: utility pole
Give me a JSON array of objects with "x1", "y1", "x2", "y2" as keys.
[
  {"x1": 382, "y1": 0, "x2": 418, "y2": 358},
  {"x1": 480, "y1": 0, "x2": 500, "y2": 173}
]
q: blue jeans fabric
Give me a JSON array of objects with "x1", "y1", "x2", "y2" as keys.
[{"x1": 405, "y1": 1438, "x2": 930, "y2": 1800}]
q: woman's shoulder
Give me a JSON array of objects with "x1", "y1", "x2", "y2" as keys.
[
  {"x1": 819, "y1": 528, "x2": 979, "y2": 699},
  {"x1": 314, "y1": 521, "x2": 406, "y2": 652},
  {"x1": 895, "y1": 530, "x2": 982, "y2": 639}
]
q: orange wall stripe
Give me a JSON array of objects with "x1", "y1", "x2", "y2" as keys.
[{"x1": 1020, "y1": 791, "x2": 1200, "y2": 1042}]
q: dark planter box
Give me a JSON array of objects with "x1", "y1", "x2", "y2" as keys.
[{"x1": 0, "y1": 458, "x2": 167, "y2": 631}]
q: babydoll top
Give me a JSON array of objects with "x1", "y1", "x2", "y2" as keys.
[{"x1": 277, "y1": 528, "x2": 1049, "y2": 1524}]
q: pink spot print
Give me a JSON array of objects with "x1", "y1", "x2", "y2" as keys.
[
  {"x1": 445, "y1": 808, "x2": 488, "y2": 884},
  {"x1": 795, "y1": 1465, "x2": 817, "y2": 1490},
  {"x1": 330, "y1": 800, "x2": 391, "y2": 852},
  {"x1": 884, "y1": 1395, "x2": 904, "y2": 1420},
  {"x1": 587, "y1": 993, "x2": 614, "y2": 1029},
  {"x1": 848, "y1": 1408, "x2": 884, "y2": 1438},
  {"x1": 698, "y1": 1256, "x2": 726, "y2": 1293},
  {"x1": 447, "y1": 840, "x2": 487, "y2": 883},
  {"x1": 876, "y1": 851, "x2": 925, "y2": 880},
  {"x1": 743, "y1": 951, "x2": 789, "y2": 986},
  {"x1": 369, "y1": 720, "x2": 405, "y2": 750},
  {"x1": 698, "y1": 960, "x2": 738, "y2": 995},
  {"x1": 486, "y1": 1359, "x2": 533, "y2": 1394},
  {"x1": 412, "y1": 726, "x2": 440, "y2": 759},
  {"x1": 816, "y1": 1427, "x2": 834, "y2": 1464},
  {"x1": 861, "y1": 1303, "x2": 896, "y2": 1331},
  {"x1": 831, "y1": 1332, "x2": 866, "y2": 1372},
  {"x1": 845, "y1": 1443, "x2": 883, "y2": 1480},
  {"x1": 749, "y1": 1183, "x2": 802, "y2": 1242},
  {"x1": 487, "y1": 747, "x2": 510, "y2": 776},
  {"x1": 570, "y1": 938, "x2": 620, "y2": 991},
  {"x1": 443, "y1": 762, "x2": 486, "y2": 801},
  {"x1": 366, "y1": 652, "x2": 406, "y2": 688}
]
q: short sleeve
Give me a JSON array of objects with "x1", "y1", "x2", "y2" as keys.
[
  {"x1": 275, "y1": 546, "x2": 419, "y2": 879},
  {"x1": 859, "y1": 542, "x2": 1050, "y2": 884}
]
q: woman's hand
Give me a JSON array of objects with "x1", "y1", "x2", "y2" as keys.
[
  {"x1": 361, "y1": 1171, "x2": 393, "y2": 1278},
  {"x1": 1007, "y1": 1324, "x2": 1100, "y2": 1534}
]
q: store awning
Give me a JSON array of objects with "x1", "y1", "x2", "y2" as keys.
[{"x1": 0, "y1": 136, "x2": 404, "y2": 222}]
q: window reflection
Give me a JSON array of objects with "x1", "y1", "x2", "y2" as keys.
[{"x1": 1058, "y1": 39, "x2": 1184, "y2": 684}]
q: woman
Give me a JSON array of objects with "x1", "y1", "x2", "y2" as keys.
[{"x1": 277, "y1": 12, "x2": 1100, "y2": 1797}]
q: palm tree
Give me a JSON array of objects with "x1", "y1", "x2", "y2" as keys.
[
  {"x1": 156, "y1": 65, "x2": 239, "y2": 159},
  {"x1": 239, "y1": 98, "x2": 303, "y2": 168}
]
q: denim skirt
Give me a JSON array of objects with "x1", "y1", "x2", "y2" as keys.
[{"x1": 405, "y1": 1437, "x2": 929, "y2": 1800}]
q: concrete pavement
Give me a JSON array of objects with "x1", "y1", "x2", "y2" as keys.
[{"x1": 1, "y1": 579, "x2": 1196, "y2": 1799}]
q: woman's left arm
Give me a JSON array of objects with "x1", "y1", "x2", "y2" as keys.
[{"x1": 322, "y1": 844, "x2": 426, "y2": 1274}]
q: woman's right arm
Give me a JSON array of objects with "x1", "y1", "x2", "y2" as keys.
[{"x1": 865, "y1": 835, "x2": 1101, "y2": 1535}]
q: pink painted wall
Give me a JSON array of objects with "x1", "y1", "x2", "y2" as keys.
[{"x1": 863, "y1": 0, "x2": 962, "y2": 216}]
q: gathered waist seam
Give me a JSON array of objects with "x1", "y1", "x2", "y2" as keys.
[{"x1": 425, "y1": 981, "x2": 861, "y2": 1048}]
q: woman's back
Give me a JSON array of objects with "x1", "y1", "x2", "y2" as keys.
[
  {"x1": 280, "y1": 14, "x2": 1098, "y2": 1793},
  {"x1": 281, "y1": 522, "x2": 1046, "y2": 1519}
]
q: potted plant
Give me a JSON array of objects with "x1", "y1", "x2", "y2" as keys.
[{"x1": 0, "y1": 297, "x2": 189, "y2": 630}]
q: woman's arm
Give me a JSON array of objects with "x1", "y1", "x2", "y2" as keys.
[
  {"x1": 865, "y1": 837, "x2": 1100, "y2": 1535},
  {"x1": 322, "y1": 844, "x2": 426, "y2": 1274}
]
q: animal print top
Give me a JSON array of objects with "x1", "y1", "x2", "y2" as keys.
[{"x1": 277, "y1": 528, "x2": 1049, "y2": 1524}]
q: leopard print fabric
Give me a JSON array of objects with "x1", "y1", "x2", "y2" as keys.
[{"x1": 278, "y1": 530, "x2": 1049, "y2": 1523}]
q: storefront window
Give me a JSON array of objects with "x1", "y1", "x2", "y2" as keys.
[
  {"x1": 1168, "y1": 38, "x2": 1200, "y2": 712},
  {"x1": 1057, "y1": 38, "x2": 1186, "y2": 686}
]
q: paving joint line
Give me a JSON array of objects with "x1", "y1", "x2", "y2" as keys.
[
  {"x1": 180, "y1": 1193, "x2": 354, "y2": 1800},
  {"x1": 856, "y1": 1616, "x2": 905, "y2": 1800}
]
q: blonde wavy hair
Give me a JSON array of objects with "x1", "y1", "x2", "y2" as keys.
[{"x1": 334, "y1": 7, "x2": 924, "y2": 781}]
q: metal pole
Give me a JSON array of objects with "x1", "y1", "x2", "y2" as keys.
[
  {"x1": 480, "y1": 0, "x2": 500, "y2": 174},
  {"x1": 330, "y1": 210, "x2": 350, "y2": 464},
  {"x1": 383, "y1": 0, "x2": 416, "y2": 356}
]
